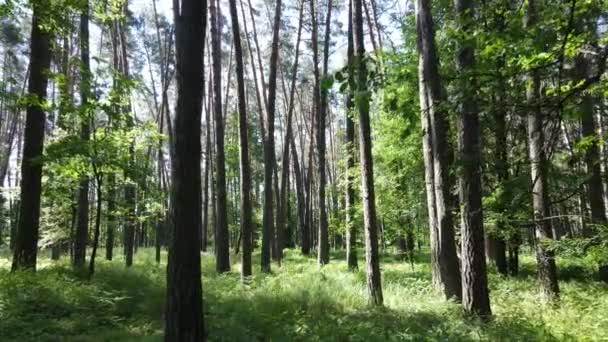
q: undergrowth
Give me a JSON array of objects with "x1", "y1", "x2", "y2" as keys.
[{"x1": 0, "y1": 248, "x2": 606, "y2": 341}]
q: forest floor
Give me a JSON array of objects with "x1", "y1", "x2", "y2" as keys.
[{"x1": 0, "y1": 247, "x2": 607, "y2": 341}]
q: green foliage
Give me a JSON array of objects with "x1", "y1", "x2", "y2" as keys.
[{"x1": 1, "y1": 249, "x2": 607, "y2": 341}]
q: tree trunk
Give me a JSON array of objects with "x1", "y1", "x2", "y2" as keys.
[
  {"x1": 11, "y1": 1, "x2": 52, "y2": 271},
  {"x1": 354, "y1": 0, "x2": 383, "y2": 306},
  {"x1": 454, "y1": 0, "x2": 491, "y2": 318},
  {"x1": 228, "y1": 0, "x2": 254, "y2": 279},
  {"x1": 74, "y1": 0, "x2": 91, "y2": 269},
  {"x1": 277, "y1": 2, "x2": 304, "y2": 265},
  {"x1": 106, "y1": 174, "x2": 116, "y2": 260},
  {"x1": 345, "y1": 0, "x2": 358, "y2": 271},
  {"x1": 164, "y1": 0, "x2": 206, "y2": 339},
  {"x1": 88, "y1": 174, "x2": 103, "y2": 278},
  {"x1": 525, "y1": 0, "x2": 559, "y2": 301},
  {"x1": 415, "y1": 0, "x2": 461, "y2": 300},
  {"x1": 210, "y1": 0, "x2": 230, "y2": 273}
]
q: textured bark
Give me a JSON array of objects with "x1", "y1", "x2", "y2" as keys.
[
  {"x1": 227, "y1": 0, "x2": 254, "y2": 280},
  {"x1": 106, "y1": 175, "x2": 116, "y2": 261},
  {"x1": 277, "y1": 3, "x2": 304, "y2": 264},
  {"x1": 74, "y1": 0, "x2": 91, "y2": 269},
  {"x1": 164, "y1": 0, "x2": 206, "y2": 338},
  {"x1": 261, "y1": 0, "x2": 283, "y2": 273},
  {"x1": 309, "y1": 0, "x2": 329, "y2": 266},
  {"x1": 525, "y1": 0, "x2": 559, "y2": 302},
  {"x1": 88, "y1": 175, "x2": 102, "y2": 278},
  {"x1": 454, "y1": 0, "x2": 491, "y2": 318},
  {"x1": 11, "y1": 1, "x2": 52, "y2": 271},
  {"x1": 415, "y1": 0, "x2": 462, "y2": 300},
  {"x1": 354, "y1": 0, "x2": 382, "y2": 306},
  {"x1": 210, "y1": 0, "x2": 230, "y2": 273},
  {"x1": 345, "y1": 0, "x2": 358, "y2": 271}
]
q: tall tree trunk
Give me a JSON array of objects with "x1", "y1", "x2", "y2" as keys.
[
  {"x1": 454, "y1": 0, "x2": 491, "y2": 318},
  {"x1": 354, "y1": 0, "x2": 382, "y2": 306},
  {"x1": 577, "y1": 52, "x2": 608, "y2": 281},
  {"x1": 415, "y1": 0, "x2": 461, "y2": 300},
  {"x1": 227, "y1": 0, "x2": 254, "y2": 279},
  {"x1": 210, "y1": 0, "x2": 230, "y2": 273},
  {"x1": 345, "y1": 0, "x2": 358, "y2": 271},
  {"x1": 164, "y1": 0, "x2": 206, "y2": 338},
  {"x1": 261, "y1": 0, "x2": 283, "y2": 272},
  {"x1": 309, "y1": 0, "x2": 329, "y2": 266},
  {"x1": 525, "y1": 0, "x2": 559, "y2": 302},
  {"x1": 74, "y1": 0, "x2": 91, "y2": 269},
  {"x1": 11, "y1": 0, "x2": 52, "y2": 271},
  {"x1": 277, "y1": 2, "x2": 304, "y2": 265}
]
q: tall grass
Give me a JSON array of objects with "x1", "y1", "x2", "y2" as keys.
[{"x1": 0, "y1": 247, "x2": 606, "y2": 341}]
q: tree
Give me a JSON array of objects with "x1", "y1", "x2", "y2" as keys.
[
  {"x1": 454, "y1": 0, "x2": 491, "y2": 317},
  {"x1": 525, "y1": 0, "x2": 559, "y2": 301},
  {"x1": 261, "y1": 0, "x2": 283, "y2": 272},
  {"x1": 227, "y1": 0, "x2": 254, "y2": 280},
  {"x1": 345, "y1": 0, "x2": 357, "y2": 271},
  {"x1": 74, "y1": 0, "x2": 91, "y2": 269},
  {"x1": 414, "y1": 0, "x2": 461, "y2": 300},
  {"x1": 11, "y1": 0, "x2": 52, "y2": 271},
  {"x1": 354, "y1": 0, "x2": 382, "y2": 306},
  {"x1": 210, "y1": 0, "x2": 230, "y2": 274},
  {"x1": 164, "y1": 0, "x2": 206, "y2": 338}
]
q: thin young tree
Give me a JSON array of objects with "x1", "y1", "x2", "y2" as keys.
[
  {"x1": 11, "y1": 0, "x2": 52, "y2": 271},
  {"x1": 227, "y1": 0, "x2": 253, "y2": 280},
  {"x1": 354, "y1": 0, "x2": 382, "y2": 306},
  {"x1": 164, "y1": 0, "x2": 206, "y2": 338},
  {"x1": 74, "y1": 0, "x2": 91, "y2": 269},
  {"x1": 345, "y1": 0, "x2": 357, "y2": 271}
]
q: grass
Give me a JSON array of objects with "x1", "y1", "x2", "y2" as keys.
[{"x1": 0, "y1": 247, "x2": 607, "y2": 341}]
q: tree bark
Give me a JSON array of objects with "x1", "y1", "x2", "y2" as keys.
[
  {"x1": 525, "y1": 0, "x2": 559, "y2": 302},
  {"x1": 228, "y1": 0, "x2": 254, "y2": 280},
  {"x1": 454, "y1": 0, "x2": 491, "y2": 318},
  {"x1": 277, "y1": 2, "x2": 304, "y2": 265},
  {"x1": 164, "y1": 0, "x2": 206, "y2": 338},
  {"x1": 11, "y1": 0, "x2": 52, "y2": 271},
  {"x1": 74, "y1": 0, "x2": 91, "y2": 269},
  {"x1": 345, "y1": 0, "x2": 358, "y2": 271},
  {"x1": 415, "y1": 0, "x2": 461, "y2": 300},
  {"x1": 210, "y1": 0, "x2": 230, "y2": 273},
  {"x1": 354, "y1": 0, "x2": 382, "y2": 306}
]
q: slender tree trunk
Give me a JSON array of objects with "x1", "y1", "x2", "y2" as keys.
[
  {"x1": 309, "y1": 0, "x2": 329, "y2": 266},
  {"x1": 88, "y1": 174, "x2": 103, "y2": 277},
  {"x1": 454, "y1": 0, "x2": 491, "y2": 318},
  {"x1": 277, "y1": 3, "x2": 304, "y2": 265},
  {"x1": 415, "y1": 0, "x2": 461, "y2": 300},
  {"x1": 227, "y1": 0, "x2": 254, "y2": 279},
  {"x1": 164, "y1": 0, "x2": 206, "y2": 338},
  {"x1": 210, "y1": 0, "x2": 230, "y2": 273},
  {"x1": 106, "y1": 174, "x2": 116, "y2": 260},
  {"x1": 74, "y1": 0, "x2": 91, "y2": 269},
  {"x1": 345, "y1": 0, "x2": 358, "y2": 270},
  {"x1": 354, "y1": 0, "x2": 382, "y2": 305},
  {"x1": 261, "y1": 0, "x2": 283, "y2": 273},
  {"x1": 11, "y1": 1, "x2": 52, "y2": 271}
]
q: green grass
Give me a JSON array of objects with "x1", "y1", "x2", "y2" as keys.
[{"x1": 0, "y1": 247, "x2": 606, "y2": 341}]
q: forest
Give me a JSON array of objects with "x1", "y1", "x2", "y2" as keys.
[{"x1": 0, "y1": 0, "x2": 607, "y2": 340}]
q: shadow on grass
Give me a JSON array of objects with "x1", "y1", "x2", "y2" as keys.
[{"x1": 0, "y1": 263, "x2": 164, "y2": 342}]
